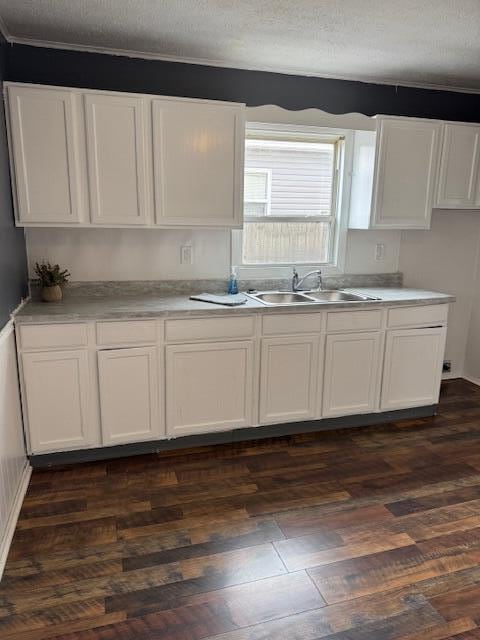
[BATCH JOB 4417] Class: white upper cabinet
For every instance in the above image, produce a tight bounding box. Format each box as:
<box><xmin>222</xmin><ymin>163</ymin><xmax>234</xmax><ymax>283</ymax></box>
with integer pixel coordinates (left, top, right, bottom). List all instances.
<box><xmin>371</xmin><ymin>118</ymin><xmax>441</xmax><ymax>229</ymax></box>
<box><xmin>152</xmin><ymin>97</ymin><xmax>245</xmax><ymax>227</ymax></box>
<box><xmin>84</xmin><ymin>93</ymin><xmax>150</xmax><ymax>225</ymax></box>
<box><xmin>435</xmin><ymin>123</ymin><xmax>480</xmax><ymax>209</ymax></box>
<box><xmin>349</xmin><ymin>117</ymin><xmax>442</xmax><ymax>229</ymax></box>
<box><xmin>8</xmin><ymin>85</ymin><xmax>82</xmax><ymax>224</ymax></box>
<box><xmin>6</xmin><ymin>83</ymin><xmax>245</xmax><ymax>228</ymax></box>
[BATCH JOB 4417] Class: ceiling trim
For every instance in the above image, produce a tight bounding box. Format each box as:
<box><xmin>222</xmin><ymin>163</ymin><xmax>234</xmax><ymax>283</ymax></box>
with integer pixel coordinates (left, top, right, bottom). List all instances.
<box><xmin>5</xmin><ymin>34</ymin><xmax>480</xmax><ymax>96</ymax></box>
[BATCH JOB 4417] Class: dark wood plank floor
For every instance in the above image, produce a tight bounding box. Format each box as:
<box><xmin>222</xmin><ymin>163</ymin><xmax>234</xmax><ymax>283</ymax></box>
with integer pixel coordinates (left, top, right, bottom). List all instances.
<box><xmin>2</xmin><ymin>379</ymin><xmax>480</xmax><ymax>639</ymax></box>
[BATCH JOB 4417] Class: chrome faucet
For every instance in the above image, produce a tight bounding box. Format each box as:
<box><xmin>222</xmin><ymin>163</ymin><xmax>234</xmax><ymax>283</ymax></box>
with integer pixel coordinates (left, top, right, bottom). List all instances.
<box><xmin>292</xmin><ymin>268</ymin><xmax>323</xmax><ymax>292</ymax></box>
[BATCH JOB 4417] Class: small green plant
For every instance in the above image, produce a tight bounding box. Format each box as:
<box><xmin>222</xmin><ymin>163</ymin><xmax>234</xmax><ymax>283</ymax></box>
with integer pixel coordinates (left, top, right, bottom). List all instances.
<box><xmin>34</xmin><ymin>262</ymin><xmax>70</xmax><ymax>287</ymax></box>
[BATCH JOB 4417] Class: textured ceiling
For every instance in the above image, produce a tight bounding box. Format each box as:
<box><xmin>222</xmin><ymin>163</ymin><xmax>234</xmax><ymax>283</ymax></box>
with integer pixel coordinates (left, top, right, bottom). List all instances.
<box><xmin>0</xmin><ymin>0</ymin><xmax>479</xmax><ymax>90</ymax></box>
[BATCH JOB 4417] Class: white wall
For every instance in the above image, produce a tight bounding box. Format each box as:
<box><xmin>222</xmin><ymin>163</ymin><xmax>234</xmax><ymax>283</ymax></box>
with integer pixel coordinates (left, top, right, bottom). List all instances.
<box><xmin>400</xmin><ymin>210</ymin><xmax>480</xmax><ymax>378</ymax></box>
<box><xmin>0</xmin><ymin>322</ymin><xmax>29</xmax><ymax>579</ymax></box>
<box><xmin>26</xmin><ymin>227</ymin><xmax>232</xmax><ymax>281</ymax></box>
<box><xmin>464</xmin><ymin>248</ymin><xmax>480</xmax><ymax>383</ymax></box>
<box><xmin>345</xmin><ymin>229</ymin><xmax>400</xmax><ymax>274</ymax></box>
<box><xmin>25</xmin><ymin>225</ymin><xmax>401</xmax><ymax>282</ymax></box>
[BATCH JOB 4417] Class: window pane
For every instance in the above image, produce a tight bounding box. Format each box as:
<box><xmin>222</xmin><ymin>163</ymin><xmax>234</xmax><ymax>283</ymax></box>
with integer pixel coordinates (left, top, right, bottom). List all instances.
<box><xmin>244</xmin><ymin>171</ymin><xmax>269</xmax><ymax>201</ymax></box>
<box><xmin>242</xmin><ymin>221</ymin><xmax>330</xmax><ymax>264</ymax></box>
<box><xmin>245</xmin><ymin>139</ymin><xmax>334</xmax><ymax>217</ymax></box>
<box><xmin>244</xmin><ymin>202</ymin><xmax>267</xmax><ymax>217</ymax></box>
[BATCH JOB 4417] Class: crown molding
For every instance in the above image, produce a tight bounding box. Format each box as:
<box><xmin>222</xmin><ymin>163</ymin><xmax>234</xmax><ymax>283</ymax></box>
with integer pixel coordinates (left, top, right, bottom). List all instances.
<box><xmin>5</xmin><ymin>34</ymin><xmax>480</xmax><ymax>96</ymax></box>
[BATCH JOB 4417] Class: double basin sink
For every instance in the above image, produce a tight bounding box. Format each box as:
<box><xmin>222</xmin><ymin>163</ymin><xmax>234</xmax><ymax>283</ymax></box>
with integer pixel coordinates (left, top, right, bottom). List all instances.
<box><xmin>246</xmin><ymin>290</ymin><xmax>380</xmax><ymax>306</ymax></box>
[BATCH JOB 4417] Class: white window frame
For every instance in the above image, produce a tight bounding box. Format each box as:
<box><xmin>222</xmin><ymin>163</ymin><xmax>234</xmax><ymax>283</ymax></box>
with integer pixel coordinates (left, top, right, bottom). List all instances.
<box><xmin>232</xmin><ymin>122</ymin><xmax>353</xmax><ymax>279</ymax></box>
<box><xmin>244</xmin><ymin>167</ymin><xmax>272</xmax><ymax>216</ymax></box>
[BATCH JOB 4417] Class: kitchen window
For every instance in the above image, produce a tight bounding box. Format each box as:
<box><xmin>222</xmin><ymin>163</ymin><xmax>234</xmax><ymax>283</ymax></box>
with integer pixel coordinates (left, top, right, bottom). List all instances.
<box><xmin>233</xmin><ymin>124</ymin><xmax>349</xmax><ymax>274</ymax></box>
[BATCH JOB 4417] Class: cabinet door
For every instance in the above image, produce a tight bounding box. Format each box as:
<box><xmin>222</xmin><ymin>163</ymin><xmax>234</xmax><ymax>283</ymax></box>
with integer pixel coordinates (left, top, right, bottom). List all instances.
<box><xmin>8</xmin><ymin>86</ymin><xmax>81</xmax><ymax>224</ymax></box>
<box><xmin>166</xmin><ymin>341</ymin><xmax>254</xmax><ymax>436</ymax></box>
<box><xmin>259</xmin><ymin>335</ymin><xmax>320</xmax><ymax>425</ymax></box>
<box><xmin>436</xmin><ymin>124</ymin><xmax>480</xmax><ymax>208</ymax></box>
<box><xmin>22</xmin><ymin>350</ymin><xmax>91</xmax><ymax>453</ymax></box>
<box><xmin>85</xmin><ymin>94</ymin><xmax>149</xmax><ymax>225</ymax></box>
<box><xmin>323</xmin><ymin>332</ymin><xmax>382</xmax><ymax>417</ymax></box>
<box><xmin>152</xmin><ymin>98</ymin><xmax>245</xmax><ymax>227</ymax></box>
<box><xmin>371</xmin><ymin>118</ymin><xmax>441</xmax><ymax>229</ymax></box>
<box><xmin>98</xmin><ymin>346</ymin><xmax>162</xmax><ymax>445</ymax></box>
<box><xmin>381</xmin><ymin>327</ymin><xmax>447</xmax><ymax>411</ymax></box>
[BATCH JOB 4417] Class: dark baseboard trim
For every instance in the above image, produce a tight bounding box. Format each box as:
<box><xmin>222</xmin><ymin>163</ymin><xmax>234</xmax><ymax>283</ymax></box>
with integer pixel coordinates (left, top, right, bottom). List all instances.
<box><xmin>29</xmin><ymin>405</ymin><xmax>437</xmax><ymax>468</ymax></box>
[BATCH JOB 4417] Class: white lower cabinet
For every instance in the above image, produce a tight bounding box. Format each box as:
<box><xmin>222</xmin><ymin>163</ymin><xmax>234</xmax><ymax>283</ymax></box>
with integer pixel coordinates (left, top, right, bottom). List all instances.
<box><xmin>259</xmin><ymin>335</ymin><xmax>321</xmax><ymax>425</ymax></box>
<box><xmin>323</xmin><ymin>332</ymin><xmax>383</xmax><ymax>418</ymax></box>
<box><xmin>381</xmin><ymin>327</ymin><xmax>447</xmax><ymax>410</ymax></box>
<box><xmin>18</xmin><ymin>305</ymin><xmax>450</xmax><ymax>455</ymax></box>
<box><xmin>166</xmin><ymin>341</ymin><xmax>254</xmax><ymax>437</ymax></box>
<box><xmin>22</xmin><ymin>350</ymin><xmax>92</xmax><ymax>452</ymax></box>
<box><xmin>97</xmin><ymin>346</ymin><xmax>162</xmax><ymax>445</ymax></box>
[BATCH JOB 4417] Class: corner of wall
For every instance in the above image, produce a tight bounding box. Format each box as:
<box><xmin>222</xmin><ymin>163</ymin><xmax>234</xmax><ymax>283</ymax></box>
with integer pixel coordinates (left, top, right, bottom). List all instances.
<box><xmin>0</xmin><ymin>33</ymin><xmax>28</xmax><ymax>329</ymax></box>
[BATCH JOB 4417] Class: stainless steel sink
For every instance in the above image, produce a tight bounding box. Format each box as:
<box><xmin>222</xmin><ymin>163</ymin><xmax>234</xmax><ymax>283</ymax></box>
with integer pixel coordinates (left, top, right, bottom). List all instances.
<box><xmin>252</xmin><ymin>292</ymin><xmax>316</xmax><ymax>305</ymax></box>
<box><xmin>246</xmin><ymin>289</ymin><xmax>379</xmax><ymax>306</ymax></box>
<box><xmin>307</xmin><ymin>290</ymin><xmax>373</xmax><ymax>302</ymax></box>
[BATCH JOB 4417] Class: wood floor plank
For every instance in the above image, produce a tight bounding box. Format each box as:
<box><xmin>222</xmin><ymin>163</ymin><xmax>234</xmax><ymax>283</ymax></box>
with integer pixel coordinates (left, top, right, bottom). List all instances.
<box><xmin>308</xmin><ymin>541</ymin><xmax>480</xmax><ymax>604</ymax></box>
<box><xmin>430</xmin><ymin>584</ymin><xmax>480</xmax><ymax>623</ymax></box>
<box><xmin>122</xmin><ymin>519</ymin><xmax>284</xmax><ymax>571</ymax></box>
<box><xmin>16</xmin><ymin>501</ymin><xmax>151</xmax><ymax>530</ymax></box>
<box><xmin>2</xmin><ymin>611</ymin><xmax>126</xmax><ymax>640</ymax></box>
<box><xmin>385</xmin><ymin>484</ymin><xmax>480</xmax><ymax>517</ymax></box>
<box><xmin>6</xmin><ymin>517</ymin><xmax>118</xmax><ymax>560</ymax></box>
<box><xmin>0</xmin><ymin>599</ymin><xmax>107</xmax><ymax>638</ymax></box>
<box><xmin>274</xmin><ymin>531</ymin><xmax>414</xmax><ymax>571</ymax></box>
<box><xmin>18</xmin><ymin>499</ymin><xmax>88</xmax><ymax>520</ymax></box>
<box><xmin>275</xmin><ymin>504</ymin><xmax>395</xmax><ymax>538</ymax></box>
<box><xmin>391</xmin><ymin>618</ymin><xmax>478</xmax><ymax>640</ymax></box>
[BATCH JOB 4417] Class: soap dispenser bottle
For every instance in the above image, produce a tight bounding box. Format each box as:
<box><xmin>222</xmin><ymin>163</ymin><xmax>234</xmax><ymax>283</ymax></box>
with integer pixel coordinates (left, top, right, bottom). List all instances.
<box><xmin>227</xmin><ymin>267</ymin><xmax>239</xmax><ymax>295</ymax></box>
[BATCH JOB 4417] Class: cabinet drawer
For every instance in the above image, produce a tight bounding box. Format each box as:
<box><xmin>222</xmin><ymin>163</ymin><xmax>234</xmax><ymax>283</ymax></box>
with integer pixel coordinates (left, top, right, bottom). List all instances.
<box><xmin>19</xmin><ymin>323</ymin><xmax>88</xmax><ymax>350</ymax></box>
<box><xmin>165</xmin><ymin>316</ymin><xmax>255</xmax><ymax>342</ymax></box>
<box><xmin>388</xmin><ymin>304</ymin><xmax>448</xmax><ymax>328</ymax></box>
<box><xmin>96</xmin><ymin>320</ymin><xmax>157</xmax><ymax>346</ymax></box>
<box><xmin>262</xmin><ymin>313</ymin><xmax>322</xmax><ymax>336</ymax></box>
<box><xmin>326</xmin><ymin>310</ymin><xmax>382</xmax><ymax>332</ymax></box>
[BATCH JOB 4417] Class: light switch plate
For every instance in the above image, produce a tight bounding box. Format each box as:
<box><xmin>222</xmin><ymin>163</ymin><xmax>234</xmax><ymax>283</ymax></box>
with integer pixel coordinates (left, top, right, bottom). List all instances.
<box><xmin>180</xmin><ymin>245</ymin><xmax>193</xmax><ymax>265</ymax></box>
<box><xmin>375</xmin><ymin>243</ymin><xmax>386</xmax><ymax>261</ymax></box>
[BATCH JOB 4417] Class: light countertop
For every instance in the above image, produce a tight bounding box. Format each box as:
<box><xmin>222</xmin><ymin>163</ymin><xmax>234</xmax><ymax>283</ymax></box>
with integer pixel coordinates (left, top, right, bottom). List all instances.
<box><xmin>14</xmin><ymin>287</ymin><xmax>455</xmax><ymax>324</ymax></box>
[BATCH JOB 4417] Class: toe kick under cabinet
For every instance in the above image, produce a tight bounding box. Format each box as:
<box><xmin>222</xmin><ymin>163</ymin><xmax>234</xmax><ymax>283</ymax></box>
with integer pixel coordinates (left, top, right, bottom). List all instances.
<box><xmin>16</xmin><ymin>303</ymin><xmax>449</xmax><ymax>456</ymax></box>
